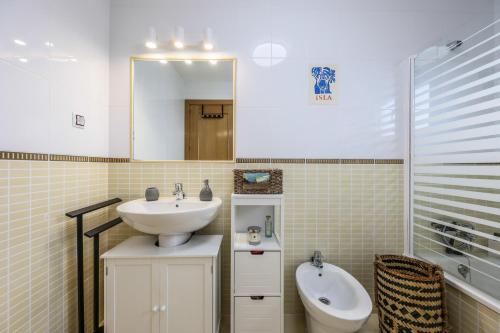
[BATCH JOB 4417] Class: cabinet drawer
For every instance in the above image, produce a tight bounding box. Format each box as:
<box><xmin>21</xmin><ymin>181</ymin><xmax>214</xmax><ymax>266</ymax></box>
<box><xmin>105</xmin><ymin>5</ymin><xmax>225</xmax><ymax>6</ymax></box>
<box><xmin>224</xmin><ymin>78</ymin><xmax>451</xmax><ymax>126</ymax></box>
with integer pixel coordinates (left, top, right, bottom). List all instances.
<box><xmin>235</xmin><ymin>251</ymin><xmax>280</xmax><ymax>294</ymax></box>
<box><xmin>235</xmin><ymin>296</ymin><xmax>281</xmax><ymax>333</ymax></box>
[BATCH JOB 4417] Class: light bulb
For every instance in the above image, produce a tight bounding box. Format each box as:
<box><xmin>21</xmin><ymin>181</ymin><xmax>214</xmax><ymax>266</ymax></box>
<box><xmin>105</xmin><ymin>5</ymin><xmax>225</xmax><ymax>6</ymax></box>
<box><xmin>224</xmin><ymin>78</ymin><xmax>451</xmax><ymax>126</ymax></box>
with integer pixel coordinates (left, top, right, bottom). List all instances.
<box><xmin>145</xmin><ymin>27</ymin><xmax>158</xmax><ymax>49</ymax></box>
<box><xmin>146</xmin><ymin>41</ymin><xmax>158</xmax><ymax>49</ymax></box>
<box><xmin>203</xmin><ymin>28</ymin><xmax>214</xmax><ymax>51</ymax></box>
<box><xmin>145</xmin><ymin>41</ymin><xmax>157</xmax><ymax>49</ymax></box>
<box><xmin>174</xmin><ymin>26</ymin><xmax>185</xmax><ymax>49</ymax></box>
<box><xmin>45</xmin><ymin>41</ymin><xmax>54</xmax><ymax>47</ymax></box>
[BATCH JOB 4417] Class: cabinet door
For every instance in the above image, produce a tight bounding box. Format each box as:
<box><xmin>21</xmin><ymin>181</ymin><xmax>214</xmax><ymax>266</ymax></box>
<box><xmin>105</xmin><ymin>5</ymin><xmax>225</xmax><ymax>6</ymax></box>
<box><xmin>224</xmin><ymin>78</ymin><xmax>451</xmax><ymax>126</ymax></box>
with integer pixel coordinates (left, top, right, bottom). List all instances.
<box><xmin>105</xmin><ymin>259</ymin><xmax>159</xmax><ymax>333</ymax></box>
<box><xmin>159</xmin><ymin>258</ymin><xmax>212</xmax><ymax>333</ymax></box>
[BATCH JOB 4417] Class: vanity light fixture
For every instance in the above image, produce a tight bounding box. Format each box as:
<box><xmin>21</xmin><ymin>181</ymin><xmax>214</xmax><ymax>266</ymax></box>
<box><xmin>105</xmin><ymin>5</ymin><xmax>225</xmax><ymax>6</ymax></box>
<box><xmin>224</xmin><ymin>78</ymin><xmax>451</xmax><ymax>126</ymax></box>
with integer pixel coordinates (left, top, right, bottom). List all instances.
<box><xmin>145</xmin><ymin>27</ymin><xmax>158</xmax><ymax>49</ymax></box>
<box><xmin>203</xmin><ymin>27</ymin><xmax>214</xmax><ymax>50</ymax></box>
<box><xmin>209</xmin><ymin>59</ymin><xmax>218</xmax><ymax>65</ymax></box>
<box><xmin>159</xmin><ymin>59</ymin><xmax>168</xmax><ymax>64</ymax></box>
<box><xmin>174</xmin><ymin>26</ymin><xmax>185</xmax><ymax>49</ymax></box>
<box><xmin>184</xmin><ymin>59</ymin><xmax>193</xmax><ymax>65</ymax></box>
<box><xmin>14</xmin><ymin>39</ymin><xmax>26</xmax><ymax>46</ymax></box>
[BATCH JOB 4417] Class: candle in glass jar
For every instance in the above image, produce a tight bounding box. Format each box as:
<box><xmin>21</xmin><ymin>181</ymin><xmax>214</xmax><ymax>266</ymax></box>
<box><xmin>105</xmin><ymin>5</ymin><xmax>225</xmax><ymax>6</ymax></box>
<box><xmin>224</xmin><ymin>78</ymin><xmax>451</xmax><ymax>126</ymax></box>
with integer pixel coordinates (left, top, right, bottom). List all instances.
<box><xmin>247</xmin><ymin>226</ymin><xmax>261</xmax><ymax>245</ymax></box>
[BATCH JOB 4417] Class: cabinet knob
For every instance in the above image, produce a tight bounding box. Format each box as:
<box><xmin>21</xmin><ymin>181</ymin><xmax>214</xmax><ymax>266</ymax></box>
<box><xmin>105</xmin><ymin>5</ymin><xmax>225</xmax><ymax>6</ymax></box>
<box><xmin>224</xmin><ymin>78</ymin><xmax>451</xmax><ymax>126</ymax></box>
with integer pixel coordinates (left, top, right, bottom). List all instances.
<box><xmin>160</xmin><ymin>305</ymin><xmax>166</xmax><ymax>312</ymax></box>
<box><xmin>152</xmin><ymin>305</ymin><xmax>159</xmax><ymax>312</ymax></box>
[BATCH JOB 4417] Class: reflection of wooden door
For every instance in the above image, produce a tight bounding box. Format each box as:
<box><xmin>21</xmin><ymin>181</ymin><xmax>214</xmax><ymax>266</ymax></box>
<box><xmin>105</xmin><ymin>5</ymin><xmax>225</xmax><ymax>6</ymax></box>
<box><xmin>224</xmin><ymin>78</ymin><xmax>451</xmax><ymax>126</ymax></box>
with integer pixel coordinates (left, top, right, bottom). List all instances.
<box><xmin>185</xmin><ymin>100</ymin><xmax>233</xmax><ymax>160</ymax></box>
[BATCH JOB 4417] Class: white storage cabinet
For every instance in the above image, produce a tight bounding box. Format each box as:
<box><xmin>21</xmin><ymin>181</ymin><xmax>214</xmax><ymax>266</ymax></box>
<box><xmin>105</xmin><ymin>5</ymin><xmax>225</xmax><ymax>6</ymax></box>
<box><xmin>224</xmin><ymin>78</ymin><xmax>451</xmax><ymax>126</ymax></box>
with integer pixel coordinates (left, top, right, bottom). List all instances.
<box><xmin>231</xmin><ymin>194</ymin><xmax>284</xmax><ymax>333</ymax></box>
<box><xmin>102</xmin><ymin>235</ymin><xmax>222</xmax><ymax>333</ymax></box>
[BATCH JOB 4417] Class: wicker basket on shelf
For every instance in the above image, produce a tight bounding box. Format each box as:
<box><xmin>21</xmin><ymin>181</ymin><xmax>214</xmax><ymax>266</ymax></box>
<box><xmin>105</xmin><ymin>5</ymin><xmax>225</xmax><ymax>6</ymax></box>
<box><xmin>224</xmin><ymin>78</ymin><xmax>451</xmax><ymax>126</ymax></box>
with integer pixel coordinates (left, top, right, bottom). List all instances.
<box><xmin>374</xmin><ymin>255</ymin><xmax>449</xmax><ymax>333</ymax></box>
<box><xmin>233</xmin><ymin>169</ymin><xmax>283</xmax><ymax>194</ymax></box>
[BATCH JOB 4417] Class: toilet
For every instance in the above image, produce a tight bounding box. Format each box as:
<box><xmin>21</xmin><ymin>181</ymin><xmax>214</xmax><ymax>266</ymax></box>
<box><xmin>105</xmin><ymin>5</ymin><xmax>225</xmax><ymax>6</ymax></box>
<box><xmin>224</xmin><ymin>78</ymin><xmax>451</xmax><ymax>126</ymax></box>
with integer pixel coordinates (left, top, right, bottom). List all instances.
<box><xmin>296</xmin><ymin>262</ymin><xmax>372</xmax><ymax>333</ymax></box>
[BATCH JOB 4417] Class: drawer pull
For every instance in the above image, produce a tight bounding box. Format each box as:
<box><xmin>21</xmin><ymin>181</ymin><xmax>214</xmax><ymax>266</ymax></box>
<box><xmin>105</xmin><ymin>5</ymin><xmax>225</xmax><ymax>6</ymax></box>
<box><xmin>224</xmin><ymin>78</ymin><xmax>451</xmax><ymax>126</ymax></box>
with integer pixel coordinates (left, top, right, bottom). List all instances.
<box><xmin>250</xmin><ymin>250</ymin><xmax>264</xmax><ymax>255</ymax></box>
<box><xmin>250</xmin><ymin>296</ymin><xmax>265</xmax><ymax>300</ymax></box>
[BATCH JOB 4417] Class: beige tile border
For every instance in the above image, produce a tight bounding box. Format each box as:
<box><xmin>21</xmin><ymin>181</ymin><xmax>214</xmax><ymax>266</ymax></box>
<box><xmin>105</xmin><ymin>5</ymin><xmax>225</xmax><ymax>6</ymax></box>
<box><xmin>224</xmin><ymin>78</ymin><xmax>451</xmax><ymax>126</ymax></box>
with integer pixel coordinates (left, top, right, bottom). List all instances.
<box><xmin>0</xmin><ymin>151</ymin><xmax>49</xmax><ymax>161</ymax></box>
<box><xmin>235</xmin><ymin>158</ymin><xmax>271</xmax><ymax>163</ymax></box>
<box><xmin>50</xmin><ymin>154</ymin><xmax>88</xmax><ymax>162</ymax></box>
<box><xmin>0</xmin><ymin>151</ymin><xmax>403</xmax><ymax>164</ymax></box>
<box><xmin>237</xmin><ymin>157</ymin><xmax>404</xmax><ymax>164</ymax></box>
<box><xmin>0</xmin><ymin>151</ymin><xmax>129</xmax><ymax>163</ymax></box>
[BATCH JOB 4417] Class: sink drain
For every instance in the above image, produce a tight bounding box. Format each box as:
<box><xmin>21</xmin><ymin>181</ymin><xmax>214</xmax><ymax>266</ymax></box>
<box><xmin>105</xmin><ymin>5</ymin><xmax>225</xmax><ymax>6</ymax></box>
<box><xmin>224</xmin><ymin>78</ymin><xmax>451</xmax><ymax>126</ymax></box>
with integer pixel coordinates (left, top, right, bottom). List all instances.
<box><xmin>318</xmin><ymin>297</ymin><xmax>330</xmax><ymax>305</ymax></box>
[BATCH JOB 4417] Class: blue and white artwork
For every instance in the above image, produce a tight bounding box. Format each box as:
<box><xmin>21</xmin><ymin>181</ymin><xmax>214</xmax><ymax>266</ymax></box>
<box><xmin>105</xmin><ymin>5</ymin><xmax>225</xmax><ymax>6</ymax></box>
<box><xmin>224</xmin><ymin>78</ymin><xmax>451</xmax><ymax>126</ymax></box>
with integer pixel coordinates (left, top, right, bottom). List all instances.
<box><xmin>310</xmin><ymin>65</ymin><xmax>337</xmax><ymax>104</ymax></box>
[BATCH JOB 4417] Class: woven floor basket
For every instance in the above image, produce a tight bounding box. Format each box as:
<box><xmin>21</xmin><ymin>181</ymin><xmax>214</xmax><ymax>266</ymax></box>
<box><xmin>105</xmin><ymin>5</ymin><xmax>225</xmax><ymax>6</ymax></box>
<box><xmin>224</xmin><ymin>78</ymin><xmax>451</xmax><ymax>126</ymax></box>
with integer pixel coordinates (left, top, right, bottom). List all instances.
<box><xmin>374</xmin><ymin>255</ymin><xmax>449</xmax><ymax>333</ymax></box>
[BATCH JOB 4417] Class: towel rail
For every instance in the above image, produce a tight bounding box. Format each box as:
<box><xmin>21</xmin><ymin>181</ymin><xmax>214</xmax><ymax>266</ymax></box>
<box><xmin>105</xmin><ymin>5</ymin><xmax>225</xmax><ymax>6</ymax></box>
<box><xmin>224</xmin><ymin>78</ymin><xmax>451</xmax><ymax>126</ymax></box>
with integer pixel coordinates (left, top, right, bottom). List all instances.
<box><xmin>65</xmin><ymin>198</ymin><xmax>122</xmax><ymax>333</ymax></box>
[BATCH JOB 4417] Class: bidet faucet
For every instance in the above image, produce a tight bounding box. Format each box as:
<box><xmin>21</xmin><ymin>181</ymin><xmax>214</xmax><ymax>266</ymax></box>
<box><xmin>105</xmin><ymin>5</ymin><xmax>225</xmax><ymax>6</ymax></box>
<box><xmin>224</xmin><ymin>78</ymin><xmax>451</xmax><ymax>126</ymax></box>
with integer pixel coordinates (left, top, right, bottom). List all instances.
<box><xmin>173</xmin><ymin>183</ymin><xmax>185</xmax><ymax>200</ymax></box>
<box><xmin>311</xmin><ymin>250</ymin><xmax>323</xmax><ymax>268</ymax></box>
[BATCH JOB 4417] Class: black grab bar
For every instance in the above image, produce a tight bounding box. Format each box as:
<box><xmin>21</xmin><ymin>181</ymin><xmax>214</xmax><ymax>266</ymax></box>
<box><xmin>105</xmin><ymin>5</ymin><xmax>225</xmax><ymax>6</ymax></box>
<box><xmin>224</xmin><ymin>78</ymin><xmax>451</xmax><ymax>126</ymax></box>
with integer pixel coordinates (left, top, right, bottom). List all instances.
<box><xmin>65</xmin><ymin>198</ymin><xmax>122</xmax><ymax>333</ymax></box>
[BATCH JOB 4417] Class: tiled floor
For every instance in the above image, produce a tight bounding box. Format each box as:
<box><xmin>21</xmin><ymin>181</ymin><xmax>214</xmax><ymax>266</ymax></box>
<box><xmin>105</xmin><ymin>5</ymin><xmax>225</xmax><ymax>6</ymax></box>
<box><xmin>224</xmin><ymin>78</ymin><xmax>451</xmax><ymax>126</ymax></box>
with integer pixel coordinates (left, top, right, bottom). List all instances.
<box><xmin>358</xmin><ymin>315</ymin><xmax>379</xmax><ymax>333</ymax></box>
<box><xmin>233</xmin><ymin>313</ymin><xmax>380</xmax><ymax>333</ymax></box>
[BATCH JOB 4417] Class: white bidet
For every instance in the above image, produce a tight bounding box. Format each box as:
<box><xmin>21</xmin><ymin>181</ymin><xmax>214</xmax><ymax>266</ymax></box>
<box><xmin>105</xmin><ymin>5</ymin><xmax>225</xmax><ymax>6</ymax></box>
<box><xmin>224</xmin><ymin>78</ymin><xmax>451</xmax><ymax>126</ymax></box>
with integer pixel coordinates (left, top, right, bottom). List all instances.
<box><xmin>296</xmin><ymin>262</ymin><xmax>372</xmax><ymax>333</ymax></box>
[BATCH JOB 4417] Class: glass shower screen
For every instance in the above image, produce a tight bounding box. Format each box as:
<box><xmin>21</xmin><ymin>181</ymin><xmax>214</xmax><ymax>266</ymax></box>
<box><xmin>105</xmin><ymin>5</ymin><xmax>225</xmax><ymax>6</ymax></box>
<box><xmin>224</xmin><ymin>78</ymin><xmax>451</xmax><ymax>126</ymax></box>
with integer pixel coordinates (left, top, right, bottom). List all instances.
<box><xmin>410</xmin><ymin>19</ymin><xmax>500</xmax><ymax>302</ymax></box>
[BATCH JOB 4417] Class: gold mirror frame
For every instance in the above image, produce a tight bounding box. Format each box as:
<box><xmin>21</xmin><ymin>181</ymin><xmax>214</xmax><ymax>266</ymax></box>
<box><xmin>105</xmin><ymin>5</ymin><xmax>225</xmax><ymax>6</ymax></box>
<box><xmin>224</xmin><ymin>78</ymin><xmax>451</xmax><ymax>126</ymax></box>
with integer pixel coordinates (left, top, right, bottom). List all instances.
<box><xmin>130</xmin><ymin>56</ymin><xmax>237</xmax><ymax>162</ymax></box>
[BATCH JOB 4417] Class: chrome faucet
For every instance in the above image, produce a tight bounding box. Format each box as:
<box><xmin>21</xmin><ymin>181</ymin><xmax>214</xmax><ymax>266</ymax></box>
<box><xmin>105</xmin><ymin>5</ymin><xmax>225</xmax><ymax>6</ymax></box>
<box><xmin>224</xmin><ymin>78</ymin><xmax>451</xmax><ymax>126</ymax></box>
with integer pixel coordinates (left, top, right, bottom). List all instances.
<box><xmin>311</xmin><ymin>250</ymin><xmax>323</xmax><ymax>268</ymax></box>
<box><xmin>172</xmin><ymin>183</ymin><xmax>185</xmax><ymax>200</ymax></box>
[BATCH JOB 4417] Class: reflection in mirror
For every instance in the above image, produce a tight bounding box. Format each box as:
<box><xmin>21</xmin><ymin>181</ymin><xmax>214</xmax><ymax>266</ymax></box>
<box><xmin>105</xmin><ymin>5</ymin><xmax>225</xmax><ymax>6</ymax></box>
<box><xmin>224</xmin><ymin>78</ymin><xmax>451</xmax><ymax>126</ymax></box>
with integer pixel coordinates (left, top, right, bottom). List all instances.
<box><xmin>131</xmin><ymin>58</ymin><xmax>235</xmax><ymax>161</ymax></box>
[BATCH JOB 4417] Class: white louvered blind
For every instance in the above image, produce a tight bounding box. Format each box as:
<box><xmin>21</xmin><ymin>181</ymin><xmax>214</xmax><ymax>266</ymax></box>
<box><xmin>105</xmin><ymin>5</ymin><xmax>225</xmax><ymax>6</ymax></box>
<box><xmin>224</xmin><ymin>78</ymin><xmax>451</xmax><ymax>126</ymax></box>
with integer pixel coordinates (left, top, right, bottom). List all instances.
<box><xmin>411</xmin><ymin>19</ymin><xmax>500</xmax><ymax>301</ymax></box>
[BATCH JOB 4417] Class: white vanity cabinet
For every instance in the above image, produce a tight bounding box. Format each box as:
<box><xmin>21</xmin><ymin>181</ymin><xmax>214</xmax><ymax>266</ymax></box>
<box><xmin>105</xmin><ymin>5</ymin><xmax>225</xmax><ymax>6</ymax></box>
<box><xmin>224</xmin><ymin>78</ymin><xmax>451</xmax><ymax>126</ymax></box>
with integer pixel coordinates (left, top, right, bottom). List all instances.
<box><xmin>102</xmin><ymin>235</ymin><xmax>222</xmax><ymax>333</ymax></box>
<box><xmin>231</xmin><ymin>194</ymin><xmax>284</xmax><ymax>333</ymax></box>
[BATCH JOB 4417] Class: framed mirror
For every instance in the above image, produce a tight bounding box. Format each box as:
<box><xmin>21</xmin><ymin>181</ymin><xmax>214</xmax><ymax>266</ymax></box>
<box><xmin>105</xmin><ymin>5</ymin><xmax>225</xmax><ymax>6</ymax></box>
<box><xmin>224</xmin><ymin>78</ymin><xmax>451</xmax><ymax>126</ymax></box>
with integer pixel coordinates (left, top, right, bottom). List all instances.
<box><xmin>130</xmin><ymin>57</ymin><xmax>236</xmax><ymax>161</ymax></box>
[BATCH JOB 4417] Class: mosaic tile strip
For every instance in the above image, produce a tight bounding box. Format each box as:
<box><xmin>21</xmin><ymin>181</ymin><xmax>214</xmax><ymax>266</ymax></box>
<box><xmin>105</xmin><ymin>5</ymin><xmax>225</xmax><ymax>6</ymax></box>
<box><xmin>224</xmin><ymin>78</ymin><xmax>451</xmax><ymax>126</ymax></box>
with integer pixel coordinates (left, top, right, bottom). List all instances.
<box><xmin>0</xmin><ymin>151</ymin><xmax>49</xmax><ymax>161</ymax></box>
<box><xmin>0</xmin><ymin>151</ymin><xmax>129</xmax><ymax>163</ymax></box>
<box><xmin>50</xmin><ymin>154</ymin><xmax>89</xmax><ymax>162</ymax></box>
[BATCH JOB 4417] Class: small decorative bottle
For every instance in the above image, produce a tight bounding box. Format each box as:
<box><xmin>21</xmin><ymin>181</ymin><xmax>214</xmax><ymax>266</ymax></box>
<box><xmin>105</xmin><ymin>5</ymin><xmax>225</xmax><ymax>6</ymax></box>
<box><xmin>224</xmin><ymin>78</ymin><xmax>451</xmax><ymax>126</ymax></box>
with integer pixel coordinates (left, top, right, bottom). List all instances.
<box><xmin>265</xmin><ymin>215</ymin><xmax>273</xmax><ymax>238</ymax></box>
<box><xmin>199</xmin><ymin>179</ymin><xmax>213</xmax><ymax>201</ymax></box>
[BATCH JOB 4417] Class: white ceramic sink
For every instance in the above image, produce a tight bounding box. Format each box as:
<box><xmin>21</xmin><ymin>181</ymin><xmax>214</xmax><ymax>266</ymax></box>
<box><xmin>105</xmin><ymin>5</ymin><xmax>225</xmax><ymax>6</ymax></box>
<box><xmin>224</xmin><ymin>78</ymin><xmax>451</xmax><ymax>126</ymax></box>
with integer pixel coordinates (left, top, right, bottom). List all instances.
<box><xmin>117</xmin><ymin>197</ymin><xmax>221</xmax><ymax>247</ymax></box>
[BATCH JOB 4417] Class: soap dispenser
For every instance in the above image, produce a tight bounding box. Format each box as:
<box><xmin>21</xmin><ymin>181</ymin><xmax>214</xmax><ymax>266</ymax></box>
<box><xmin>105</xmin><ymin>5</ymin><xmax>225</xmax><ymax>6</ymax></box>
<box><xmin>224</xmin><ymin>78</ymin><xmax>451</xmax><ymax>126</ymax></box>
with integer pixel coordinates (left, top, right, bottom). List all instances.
<box><xmin>199</xmin><ymin>179</ymin><xmax>213</xmax><ymax>201</ymax></box>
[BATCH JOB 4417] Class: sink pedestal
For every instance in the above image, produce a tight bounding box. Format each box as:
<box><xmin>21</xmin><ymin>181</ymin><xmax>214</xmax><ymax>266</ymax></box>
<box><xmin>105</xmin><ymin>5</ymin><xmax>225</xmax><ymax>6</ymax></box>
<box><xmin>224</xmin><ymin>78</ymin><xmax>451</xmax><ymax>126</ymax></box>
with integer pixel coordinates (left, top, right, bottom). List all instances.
<box><xmin>159</xmin><ymin>233</ymin><xmax>192</xmax><ymax>247</ymax></box>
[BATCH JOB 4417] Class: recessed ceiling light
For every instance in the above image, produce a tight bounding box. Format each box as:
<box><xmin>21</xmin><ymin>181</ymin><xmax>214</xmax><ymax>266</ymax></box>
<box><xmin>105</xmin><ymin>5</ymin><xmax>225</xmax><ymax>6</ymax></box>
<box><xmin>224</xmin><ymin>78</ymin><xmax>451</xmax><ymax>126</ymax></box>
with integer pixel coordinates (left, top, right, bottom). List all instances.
<box><xmin>184</xmin><ymin>59</ymin><xmax>192</xmax><ymax>65</ymax></box>
<box><xmin>159</xmin><ymin>59</ymin><xmax>168</xmax><ymax>64</ymax></box>
<box><xmin>14</xmin><ymin>39</ymin><xmax>26</xmax><ymax>46</ymax></box>
<box><xmin>209</xmin><ymin>59</ymin><xmax>218</xmax><ymax>65</ymax></box>
<box><xmin>19</xmin><ymin>58</ymin><xmax>28</xmax><ymax>63</ymax></box>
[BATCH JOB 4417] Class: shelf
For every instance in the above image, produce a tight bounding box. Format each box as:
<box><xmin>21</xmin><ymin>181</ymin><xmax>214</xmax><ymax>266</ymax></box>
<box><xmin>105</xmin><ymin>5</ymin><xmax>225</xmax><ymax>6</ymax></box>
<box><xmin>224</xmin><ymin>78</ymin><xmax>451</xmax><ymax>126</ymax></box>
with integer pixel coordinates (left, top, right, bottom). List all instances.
<box><xmin>231</xmin><ymin>193</ymin><xmax>283</xmax><ymax>206</ymax></box>
<box><xmin>234</xmin><ymin>233</ymin><xmax>281</xmax><ymax>252</ymax></box>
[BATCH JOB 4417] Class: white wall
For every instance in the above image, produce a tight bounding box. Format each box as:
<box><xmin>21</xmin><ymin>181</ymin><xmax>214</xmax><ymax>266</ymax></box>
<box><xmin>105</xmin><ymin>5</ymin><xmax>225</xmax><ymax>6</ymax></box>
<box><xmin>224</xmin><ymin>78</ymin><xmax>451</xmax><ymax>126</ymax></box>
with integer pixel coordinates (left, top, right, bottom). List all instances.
<box><xmin>0</xmin><ymin>0</ymin><xmax>110</xmax><ymax>157</ymax></box>
<box><xmin>134</xmin><ymin>60</ymin><xmax>185</xmax><ymax>160</ymax></box>
<box><xmin>108</xmin><ymin>0</ymin><xmax>495</xmax><ymax>159</ymax></box>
